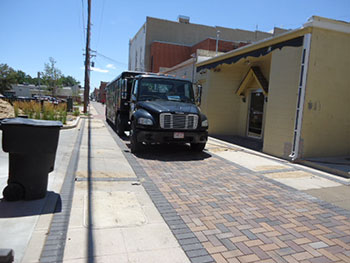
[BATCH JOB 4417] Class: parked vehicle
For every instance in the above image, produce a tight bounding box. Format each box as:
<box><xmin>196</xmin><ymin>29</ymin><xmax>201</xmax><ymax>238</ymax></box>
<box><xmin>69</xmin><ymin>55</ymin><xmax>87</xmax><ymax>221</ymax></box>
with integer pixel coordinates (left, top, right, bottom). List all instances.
<box><xmin>106</xmin><ymin>71</ymin><xmax>144</xmax><ymax>135</ymax></box>
<box><xmin>106</xmin><ymin>71</ymin><xmax>208</xmax><ymax>153</ymax></box>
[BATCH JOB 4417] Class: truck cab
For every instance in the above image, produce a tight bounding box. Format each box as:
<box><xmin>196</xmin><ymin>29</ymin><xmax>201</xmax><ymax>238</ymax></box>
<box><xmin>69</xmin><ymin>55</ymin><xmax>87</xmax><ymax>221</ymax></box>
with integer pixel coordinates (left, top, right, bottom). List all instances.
<box><xmin>128</xmin><ymin>74</ymin><xmax>208</xmax><ymax>153</ymax></box>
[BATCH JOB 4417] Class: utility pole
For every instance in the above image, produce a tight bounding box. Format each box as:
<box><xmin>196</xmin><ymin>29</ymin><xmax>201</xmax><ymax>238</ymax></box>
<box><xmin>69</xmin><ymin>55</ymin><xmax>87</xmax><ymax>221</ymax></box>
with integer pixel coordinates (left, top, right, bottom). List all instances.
<box><xmin>83</xmin><ymin>0</ymin><xmax>91</xmax><ymax>113</ymax></box>
<box><xmin>215</xmin><ymin>30</ymin><xmax>220</xmax><ymax>56</ymax></box>
<box><xmin>37</xmin><ymin>72</ymin><xmax>41</xmax><ymax>97</ymax></box>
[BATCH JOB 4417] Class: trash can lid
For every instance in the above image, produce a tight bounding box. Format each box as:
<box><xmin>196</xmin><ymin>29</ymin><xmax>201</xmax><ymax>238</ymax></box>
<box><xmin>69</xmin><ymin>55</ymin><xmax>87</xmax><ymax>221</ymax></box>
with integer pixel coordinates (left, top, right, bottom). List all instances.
<box><xmin>0</xmin><ymin>118</ymin><xmax>63</xmax><ymax>127</ymax></box>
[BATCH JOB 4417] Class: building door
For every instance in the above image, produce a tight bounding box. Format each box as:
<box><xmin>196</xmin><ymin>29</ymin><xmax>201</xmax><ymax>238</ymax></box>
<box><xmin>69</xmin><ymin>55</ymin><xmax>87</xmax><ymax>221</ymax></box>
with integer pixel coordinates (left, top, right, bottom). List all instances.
<box><xmin>247</xmin><ymin>91</ymin><xmax>265</xmax><ymax>138</ymax></box>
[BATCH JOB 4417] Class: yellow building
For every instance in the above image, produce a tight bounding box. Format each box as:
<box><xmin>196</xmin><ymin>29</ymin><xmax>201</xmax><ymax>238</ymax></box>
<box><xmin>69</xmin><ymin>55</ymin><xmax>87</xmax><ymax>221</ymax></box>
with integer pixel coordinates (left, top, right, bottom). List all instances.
<box><xmin>196</xmin><ymin>16</ymin><xmax>350</xmax><ymax>160</ymax></box>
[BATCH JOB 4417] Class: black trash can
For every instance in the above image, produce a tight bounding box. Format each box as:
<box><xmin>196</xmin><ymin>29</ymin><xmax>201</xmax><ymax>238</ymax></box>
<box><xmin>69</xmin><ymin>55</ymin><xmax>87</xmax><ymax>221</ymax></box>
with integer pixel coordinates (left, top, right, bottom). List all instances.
<box><xmin>1</xmin><ymin>118</ymin><xmax>62</xmax><ymax>201</ymax></box>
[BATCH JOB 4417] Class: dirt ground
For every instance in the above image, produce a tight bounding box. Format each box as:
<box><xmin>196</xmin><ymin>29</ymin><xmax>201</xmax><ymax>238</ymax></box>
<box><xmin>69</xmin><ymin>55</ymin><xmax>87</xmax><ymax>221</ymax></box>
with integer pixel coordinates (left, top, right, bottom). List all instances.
<box><xmin>0</xmin><ymin>99</ymin><xmax>15</xmax><ymax>119</ymax></box>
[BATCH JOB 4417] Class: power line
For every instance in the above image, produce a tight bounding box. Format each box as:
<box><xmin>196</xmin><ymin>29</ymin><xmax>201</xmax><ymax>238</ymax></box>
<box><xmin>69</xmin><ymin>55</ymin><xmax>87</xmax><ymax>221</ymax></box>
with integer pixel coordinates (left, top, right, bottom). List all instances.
<box><xmin>95</xmin><ymin>51</ymin><xmax>127</xmax><ymax>66</ymax></box>
<box><xmin>81</xmin><ymin>0</ymin><xmax>86</xmax><ymax>41</ymax></box>
<box><xmin>77</xmin><ymin>1</ymin><xmax>85</xmax><ymax>50</ymax></box>
<box><xmin>95</xmin><ymin>0</ymin><xmax>106</xmax><ymax>49</ymax></box>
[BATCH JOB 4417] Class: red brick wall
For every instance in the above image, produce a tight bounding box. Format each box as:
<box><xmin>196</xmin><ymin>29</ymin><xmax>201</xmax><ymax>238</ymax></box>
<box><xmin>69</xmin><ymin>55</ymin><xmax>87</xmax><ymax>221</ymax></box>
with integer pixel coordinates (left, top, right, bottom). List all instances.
<box><xmin>150</xmin><ymin>39</ymin><xmax>249</xmax><ymax>73</ymax></box>
<box><xmin>150</xmin><ymin>42</ymin><xmax>191</xmax><ymax>72</ymax></box>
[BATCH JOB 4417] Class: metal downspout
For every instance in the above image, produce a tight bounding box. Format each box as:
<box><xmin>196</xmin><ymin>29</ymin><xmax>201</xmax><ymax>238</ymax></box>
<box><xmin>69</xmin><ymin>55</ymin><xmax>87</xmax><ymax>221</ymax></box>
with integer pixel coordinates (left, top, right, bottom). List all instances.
<box><xmin>290</xmin><ymin>33</ymin><xmax>312</xmax><ymax>161</ymax></box>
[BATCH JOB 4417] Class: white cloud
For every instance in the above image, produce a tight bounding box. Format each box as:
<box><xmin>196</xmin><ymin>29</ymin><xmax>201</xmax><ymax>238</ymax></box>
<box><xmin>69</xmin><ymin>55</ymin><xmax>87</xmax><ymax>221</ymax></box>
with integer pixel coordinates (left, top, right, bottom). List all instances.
<box><xmin>91</xmin><ymin>67</ymin><xmax>109</xmax><ymax>73</ymax></box>
<box><xmin>106</xmin><ymin>64</ymin><xmax>116</xmax><ymax>69</ymax></box>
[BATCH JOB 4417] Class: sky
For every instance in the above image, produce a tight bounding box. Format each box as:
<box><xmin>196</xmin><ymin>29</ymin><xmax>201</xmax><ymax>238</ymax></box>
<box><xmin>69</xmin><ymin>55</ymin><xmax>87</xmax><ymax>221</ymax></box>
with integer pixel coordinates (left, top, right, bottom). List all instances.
<box><xmin>0</xmin><ymin>0</ymin><xmax>349</xmax><ymax>92</ymax></box>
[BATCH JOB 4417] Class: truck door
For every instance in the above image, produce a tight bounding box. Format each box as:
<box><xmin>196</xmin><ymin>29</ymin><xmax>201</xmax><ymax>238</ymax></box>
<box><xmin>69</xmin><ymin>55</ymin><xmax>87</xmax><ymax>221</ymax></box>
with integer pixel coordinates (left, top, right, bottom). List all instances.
<box><xmin>129</xmin><ymin>79</ymin><xmax>138</xmax><ymax>120</ymax></box>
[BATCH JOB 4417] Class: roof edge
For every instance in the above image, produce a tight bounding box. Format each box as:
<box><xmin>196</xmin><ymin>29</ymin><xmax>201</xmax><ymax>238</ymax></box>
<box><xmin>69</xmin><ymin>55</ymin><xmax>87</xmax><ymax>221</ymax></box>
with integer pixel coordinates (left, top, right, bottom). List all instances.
<box><xmin>303</xmin><ymin>16</ymin><xmax>350</xmax><ymax>34</ymax></box>
<box><xmin>197</xmin><ymin>16</ymin><xmax>350</xmax><ymax>69</ymax></box>
<box><xmin>196</xmin><ymin>27</ymin><xmax>311</xmax><ymax>68</ymax></box>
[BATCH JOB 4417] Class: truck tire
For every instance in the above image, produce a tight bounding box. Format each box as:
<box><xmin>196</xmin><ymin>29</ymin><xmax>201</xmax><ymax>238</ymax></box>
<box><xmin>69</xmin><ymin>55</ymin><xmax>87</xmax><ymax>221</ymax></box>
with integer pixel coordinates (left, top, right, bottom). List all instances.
<box><xmin>130</xmin><ymin>121</ymin><xmax>142</xmax><ymax>153</ymax></box>
<box><xmin>115</xmin><ymin>113</ymin><xmax>125</xmax><ymax>136</ymax></box>
<box><xmin>190</xmin><ymin>142</ymin><xmax>206</xmax><ymax>152</ymax></box>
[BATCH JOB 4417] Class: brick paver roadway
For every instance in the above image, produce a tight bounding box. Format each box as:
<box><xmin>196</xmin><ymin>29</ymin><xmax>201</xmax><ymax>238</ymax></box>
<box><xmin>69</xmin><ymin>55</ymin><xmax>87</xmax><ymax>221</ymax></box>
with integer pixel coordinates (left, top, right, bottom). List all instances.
<box><xmin>92</xmin><ymin>102</ymin><xmax>350</xmax><ymax>263</ymax></box>
<box><xmin>134</xmin><ymin>147</ymin><xmax>350</xmax><ymax>263</ymax></box>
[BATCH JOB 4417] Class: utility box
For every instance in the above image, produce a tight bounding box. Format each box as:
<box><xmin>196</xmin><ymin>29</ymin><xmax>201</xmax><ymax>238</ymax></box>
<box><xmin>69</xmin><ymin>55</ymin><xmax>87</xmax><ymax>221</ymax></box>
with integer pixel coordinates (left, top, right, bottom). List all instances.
<box><xmin>67</xmin><ymin>98</ymin><xmax>73</xmax><ymax>112</ymax></box>
<box><xmin>1</xmin><ymin>118</ymin><xmax>62</xmax><ymax>201</ymax></box>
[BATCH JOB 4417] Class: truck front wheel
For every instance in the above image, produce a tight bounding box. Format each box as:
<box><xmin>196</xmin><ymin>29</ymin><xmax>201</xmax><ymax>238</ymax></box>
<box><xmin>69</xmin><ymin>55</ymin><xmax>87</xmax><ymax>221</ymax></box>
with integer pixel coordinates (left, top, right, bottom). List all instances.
<box><xmin>130</xmin><ymin>121</ymin><xmax>142</xmax><ymax>153</ymax></box>
<box><xmin>190</xmin><ymin>142</ymin><xmax>206</xmax><ymax>152</ymax></box>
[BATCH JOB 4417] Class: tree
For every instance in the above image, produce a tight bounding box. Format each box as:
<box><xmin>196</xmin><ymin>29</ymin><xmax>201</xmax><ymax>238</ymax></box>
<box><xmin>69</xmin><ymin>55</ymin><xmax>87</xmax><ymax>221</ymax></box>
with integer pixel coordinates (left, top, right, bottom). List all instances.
<box><xmin>1</xmin><ymin>61</ymin><xmax>79</xmax><ymax>96</ymax></box>
<box><xmin>14</xmin><ymin>70</ymin><xmax>34</xmax><ymax>84</ymax></box>
<box><xmin>59</xmin><ymin>75</ymin><xmax>80</xmax><ymax>87</ymax></box>
<box><xmin>0</xmin><ymin>64</ymin><xmax>17</xmax><ymax>94</ymax></box>
<box><xmin>42</xmin><ymin>57</ymin><xmax>62</xmax><ymax>96</ymax></box>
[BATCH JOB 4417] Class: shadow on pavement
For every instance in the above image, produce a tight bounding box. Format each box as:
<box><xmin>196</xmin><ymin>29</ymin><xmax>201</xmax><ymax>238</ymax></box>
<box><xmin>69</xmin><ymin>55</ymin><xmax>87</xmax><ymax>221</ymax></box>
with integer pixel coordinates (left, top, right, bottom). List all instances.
<box><xmin>126</xmin><ymin>143</ymin><xmax>212</xmax><ymax>162</ymax></box>
<box><xmin>0</xmin><ymin>191</ymin><xmax>61</xmax><ymax>218</ymax></box>
<box><xmin>87</xmin><ymin>114</ymin><xmax>95</xmax><ymax>262</ymax></box>
<box><xmin>118</xmin><ymin>134</ymin><xmax>130</xmax><ymax>142</ymax></box>
<box><xmin>211</xmin><ymin>134</ymin><xmax>263</xmax><ymax>152</ymax></box>
<box><xmin>106</xmin><ymin>117</ymin><xmax>211</xmax><ymax>161</ymax></box>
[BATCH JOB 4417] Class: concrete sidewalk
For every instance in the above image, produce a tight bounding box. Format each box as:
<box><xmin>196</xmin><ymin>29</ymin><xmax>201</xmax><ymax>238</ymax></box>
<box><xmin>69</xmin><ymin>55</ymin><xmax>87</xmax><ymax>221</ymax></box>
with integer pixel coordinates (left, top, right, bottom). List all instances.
<box><xmin>22</xmin><ymin>105</ymin><xmax>188</xmax><ymax>263</ymax></box>
<box><xmin>0</xmin><ymin>104</ymin><xmax>188</xmax><ymax>263</ymax></box>
<box><xmin>60</xmin><ymin>106</ymin><xmax>189</xmax><ymax>262</ymax></box>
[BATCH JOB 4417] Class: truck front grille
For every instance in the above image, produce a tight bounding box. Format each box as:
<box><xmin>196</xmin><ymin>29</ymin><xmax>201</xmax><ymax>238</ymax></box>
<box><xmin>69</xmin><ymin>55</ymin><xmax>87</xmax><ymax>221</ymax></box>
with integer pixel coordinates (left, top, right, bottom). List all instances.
<box><xmin>160</xmin><ymin>113</ymin><xmax>198</xmax><ymax>129</ymax></box>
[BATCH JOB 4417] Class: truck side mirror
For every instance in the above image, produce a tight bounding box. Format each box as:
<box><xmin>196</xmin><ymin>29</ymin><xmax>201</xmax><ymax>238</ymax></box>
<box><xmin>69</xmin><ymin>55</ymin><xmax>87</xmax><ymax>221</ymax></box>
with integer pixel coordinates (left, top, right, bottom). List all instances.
<box><xmin>131</xmin><ymin>94</ymin><xmax>137</xmax><ymax>102</ymax></box>
<box><xmin>196</xmin><ymin>85</ymin><xmax>202</xmax><ymax>106</ymax></box>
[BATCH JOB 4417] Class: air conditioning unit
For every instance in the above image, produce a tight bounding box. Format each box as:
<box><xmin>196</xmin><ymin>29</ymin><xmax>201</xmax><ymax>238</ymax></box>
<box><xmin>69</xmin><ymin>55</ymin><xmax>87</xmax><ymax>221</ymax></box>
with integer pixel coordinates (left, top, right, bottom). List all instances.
<box><xmin>178</xmin><ymin>15</ymin><xmax>190</xmax><ymax>24</ymax></box>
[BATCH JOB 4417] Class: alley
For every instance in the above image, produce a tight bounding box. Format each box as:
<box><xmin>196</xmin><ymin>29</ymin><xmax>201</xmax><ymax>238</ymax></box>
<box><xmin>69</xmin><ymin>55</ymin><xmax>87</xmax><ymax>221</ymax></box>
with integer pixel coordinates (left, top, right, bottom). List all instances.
<box><xmin>93</xmin><ymin>102</ymin><xmax>350</xmax><ymax>263</ymax></box>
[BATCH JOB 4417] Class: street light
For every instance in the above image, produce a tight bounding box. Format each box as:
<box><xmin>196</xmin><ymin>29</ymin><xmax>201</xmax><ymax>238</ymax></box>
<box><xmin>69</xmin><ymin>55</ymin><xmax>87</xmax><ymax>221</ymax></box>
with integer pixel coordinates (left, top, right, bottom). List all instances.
<box><xmin>191</xmin><ymin>53</ymin><xmax>196</xmax><ymax>84</ymax></box>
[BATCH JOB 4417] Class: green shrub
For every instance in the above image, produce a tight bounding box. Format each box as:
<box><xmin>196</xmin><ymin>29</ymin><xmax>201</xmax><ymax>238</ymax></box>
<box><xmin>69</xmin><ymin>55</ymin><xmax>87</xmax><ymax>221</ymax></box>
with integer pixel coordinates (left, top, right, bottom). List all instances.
<box><xmin>62</xmin><ymin>111</ymin><xmax>67</xmax><ymax>124</ymax></box>
<box><xmin>73</xmin><ymin>107</ymin><xmax>80</xmax><ymax>117</ymax></box>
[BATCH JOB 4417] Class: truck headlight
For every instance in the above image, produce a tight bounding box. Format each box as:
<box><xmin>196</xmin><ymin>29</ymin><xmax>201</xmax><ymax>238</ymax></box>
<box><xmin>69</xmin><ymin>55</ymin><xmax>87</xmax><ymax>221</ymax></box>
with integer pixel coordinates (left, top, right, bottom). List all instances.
<box><xmin>138</xmin><ymin>118</ymin><xmax>153</xmax><ymax>126</ymax></box>
<box><xmin>201</xmin><ymin>119</ymin><xmax>208</xmax><ymax>127</ymax></box>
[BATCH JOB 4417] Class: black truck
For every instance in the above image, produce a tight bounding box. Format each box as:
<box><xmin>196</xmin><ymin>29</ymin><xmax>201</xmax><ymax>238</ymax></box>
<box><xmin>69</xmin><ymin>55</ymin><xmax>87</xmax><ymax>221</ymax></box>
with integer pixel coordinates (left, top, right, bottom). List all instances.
<box><xmin>106</xmin><ymin>71</ymin><xmax>208</xmax><ymax>153</ymax></box>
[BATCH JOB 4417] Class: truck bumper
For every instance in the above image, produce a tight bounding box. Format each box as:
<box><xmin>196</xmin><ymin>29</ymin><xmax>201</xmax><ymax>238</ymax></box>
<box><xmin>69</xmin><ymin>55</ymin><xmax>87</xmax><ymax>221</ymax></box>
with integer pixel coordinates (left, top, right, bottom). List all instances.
<box><xmin>136</xmin><ymin>130</ymin><xmax>208</xmax><ymax>144</ymax></box>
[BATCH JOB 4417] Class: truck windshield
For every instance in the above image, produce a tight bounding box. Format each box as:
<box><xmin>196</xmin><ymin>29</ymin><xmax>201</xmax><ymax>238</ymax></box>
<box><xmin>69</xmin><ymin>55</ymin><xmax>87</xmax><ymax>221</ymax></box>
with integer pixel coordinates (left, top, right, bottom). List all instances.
<box><xmin>138</xmin><ymin>78</ymin><xmax>194</xmax><ymax>103</ymax></box>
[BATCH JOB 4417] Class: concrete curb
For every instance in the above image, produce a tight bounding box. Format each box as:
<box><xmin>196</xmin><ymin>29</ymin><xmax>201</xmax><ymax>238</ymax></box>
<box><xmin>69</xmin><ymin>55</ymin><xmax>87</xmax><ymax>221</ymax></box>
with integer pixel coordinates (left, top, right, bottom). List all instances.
<box><xmin>40</xmin><ymin>119</ymin><xmax>86</xmax><ymax>263</ymax></box>
<box><xmin>299</xmin><ymin>159</ymin><xmax>350</xmax><ymax>179</ymax></box>
<box><xmin>61</xmin><ymin>116</ymin><xmax>81</xmax><ymax>130</ymax></box>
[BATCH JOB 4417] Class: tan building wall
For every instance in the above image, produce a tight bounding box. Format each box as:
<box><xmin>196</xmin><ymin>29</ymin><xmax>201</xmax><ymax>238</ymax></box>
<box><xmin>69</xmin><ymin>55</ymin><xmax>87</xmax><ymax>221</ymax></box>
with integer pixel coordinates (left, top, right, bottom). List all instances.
<box><xmin>301</xmin><ymin>28</ymin><xmax>350</xmax><ymax>157</ymax></box>
<box><xmin>197</xmin><ymin>71</ymin><xmax>210</xmax><ymax>119</ymax></box>
<box><xmin>198</xmin><ymin>54</ymin><xmax>272</xmax><ymax>136</ymax></box>
<box><xmin>204</xmin><ymin>65</ymin><xmax>245</xmax><ymax>135</ymax></box>
<box><xmin>263</xmin><ymin>46</ymin><xmax>303</xmax><ymax>158</ymax></box>
<box><xmin>196</xmin><ymin>16</ymin><xmax>350</xmax><ymax>160</ymax></box>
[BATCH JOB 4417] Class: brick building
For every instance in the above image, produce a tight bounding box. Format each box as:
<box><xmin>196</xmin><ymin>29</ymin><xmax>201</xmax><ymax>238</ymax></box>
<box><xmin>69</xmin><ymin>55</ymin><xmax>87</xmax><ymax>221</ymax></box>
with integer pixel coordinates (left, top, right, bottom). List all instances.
<box><xmin>129</xmin><ymin>16</ymin><xmax>286</xmax><ymax>73</ymax></box>
<box><xmin>99</xmin><ymin>81</ymin><xmax>108</xmax><ymax>104</ymax></box>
